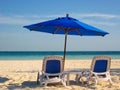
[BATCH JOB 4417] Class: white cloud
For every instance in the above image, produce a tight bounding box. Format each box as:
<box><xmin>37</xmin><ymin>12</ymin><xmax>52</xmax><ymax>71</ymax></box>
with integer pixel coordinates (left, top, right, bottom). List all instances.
<box><xmin>72</xmin><ymin>13</ymin><xmax>120</xmax><ymax>19</ymax></box>
<box><xmin>0</xmin><ymin>14</ymin><xmax>45</xmax><ymax>25</ymax></box>
<box><xmin>71</xmin><ymin>13</ymin><xmax>120</xmax><ymax>26</ymax></box>
<box><xmin>82</xmin><ymin>19</ymin><xmax>116</xmax><ymax>26</ymax></box>
<box><xmin>0</xmin><ymin>13</ymin><xmax>120</xmax><ymax>26</ymax></box>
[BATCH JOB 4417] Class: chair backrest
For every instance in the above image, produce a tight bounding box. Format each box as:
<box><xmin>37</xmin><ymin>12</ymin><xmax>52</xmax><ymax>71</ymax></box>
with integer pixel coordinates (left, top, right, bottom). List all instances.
<box><xmin>42</xmin><ymin>56</ymin><xmax>64</xmax><ymax>74</ymax></box>
<box><xmin>91</xmin><ymin>56</ymin><xmax>111</xmax><ymax>73</ymax></box>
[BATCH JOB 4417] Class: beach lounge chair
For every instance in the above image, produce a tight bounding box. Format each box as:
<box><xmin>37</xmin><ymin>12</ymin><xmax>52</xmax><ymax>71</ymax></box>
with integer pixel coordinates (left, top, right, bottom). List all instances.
<box><xmin>88</xmin><ymin>56</ymin><xmax>112</xmax><ymax>85</ymax></box>
<box><xmin>37</xmin><ymin>56</ymin><xmax>66</xmax><ymax>86</ymax></box>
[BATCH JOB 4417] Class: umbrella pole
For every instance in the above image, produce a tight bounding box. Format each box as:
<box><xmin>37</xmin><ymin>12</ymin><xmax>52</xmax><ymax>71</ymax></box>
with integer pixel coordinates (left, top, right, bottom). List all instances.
<box><xmin>63</xmin><ymin>33</ymin><xmax>68</xmax><ymax>64</ymax></box>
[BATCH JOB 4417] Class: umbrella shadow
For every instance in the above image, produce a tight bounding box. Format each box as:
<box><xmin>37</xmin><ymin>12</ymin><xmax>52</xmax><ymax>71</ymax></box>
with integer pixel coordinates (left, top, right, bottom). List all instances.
<box><xmin>0</xmin><ymin>77</ymin><xmax>9</xmax><ymax>83</ymax></box>
<box><xmin>7</xmin><ymin>81</ymin><xmax>40</xmax><ymax>90</ymax></box>
<box><xmin>7</xmin><ymin>80</ymin><xmax>65</xmax><ymax>89</ymax></box>
<box><xmin>21</xmin><ymin>81</ymin><xmax>39</xmax><ymax>88</ymax></box>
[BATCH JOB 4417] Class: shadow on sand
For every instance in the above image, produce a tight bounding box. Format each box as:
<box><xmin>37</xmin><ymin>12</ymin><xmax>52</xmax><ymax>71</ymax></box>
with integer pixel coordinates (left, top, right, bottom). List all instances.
<box><xmin>7</xmin><ymin>81</ymin><xmax>41</xmax><ymax>89</ymax></box>
<box><xmin>0</xmin><ymin>77</ymin><xmax>9</xmax><ymax>83</ymax></box>
<box><xmin>2</xmin><ymin>69</ymin><xmax>120</xmax><ymax>89</ymax></box>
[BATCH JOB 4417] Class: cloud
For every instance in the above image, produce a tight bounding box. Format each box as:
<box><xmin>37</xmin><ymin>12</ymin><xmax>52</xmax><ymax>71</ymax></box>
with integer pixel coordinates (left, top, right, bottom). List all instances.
<box><xmin>72</xmin><ymin>13</ymin><xmax>120</xmax><ymax>26</ymax></box>
<box><xmin>74</xmin><ymin>13</ymin><xmax>118</xmax><ymax>19</ymax></box>
<box><xmin>0</xmin><ymin>13</ymin><xmax>120</xmax><ymax>26</ymax></box>
<box><xmin>0</xmin><ymin>14</ymin><xmax>61</xmax><ymax>25</ymax></box>
<box><xmin>70</xmin><ymin>13</ymin><xmax>120</xmax><ymax>22</ymax></box>
<box><xmin>0</xmin><ymin>14</ymin><xmax>42</xmax><ymax>25</ymax></box>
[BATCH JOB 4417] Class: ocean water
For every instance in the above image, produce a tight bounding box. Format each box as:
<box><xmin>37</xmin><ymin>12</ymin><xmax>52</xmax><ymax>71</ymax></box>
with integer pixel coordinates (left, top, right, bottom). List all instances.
<box><xmin>0</xmin><ymin>51</ymin><xmax>120</xmax><ymax>60</ymax></box>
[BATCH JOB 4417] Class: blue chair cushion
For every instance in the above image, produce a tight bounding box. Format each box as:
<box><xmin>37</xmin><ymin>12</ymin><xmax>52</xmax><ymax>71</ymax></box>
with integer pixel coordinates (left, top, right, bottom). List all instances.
<box><xmin>93</xmin><ymin>60</ymin><xmax>108</xmax><ymax>73</ymax></box>
<box><xmin>46</xmin><ymin>60</ymin><xmax>61</xmax><ymax>74</ymax></box>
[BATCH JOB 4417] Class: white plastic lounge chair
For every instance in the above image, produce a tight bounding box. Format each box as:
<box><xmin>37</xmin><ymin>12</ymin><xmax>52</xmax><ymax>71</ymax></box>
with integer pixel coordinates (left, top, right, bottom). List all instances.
<box><xmin>88</xmin><ymin>56</ymin><xmax>112</xmax><ymax>85</ymax></box>
<box><xmin>37</xmin><ymin>56</ymin><xmax>66</xmax><ymax>86</ymax></box>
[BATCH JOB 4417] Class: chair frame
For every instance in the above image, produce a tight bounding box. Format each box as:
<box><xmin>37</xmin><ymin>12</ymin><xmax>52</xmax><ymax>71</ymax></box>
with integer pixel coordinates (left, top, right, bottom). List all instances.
<box><xmin>88</xmin><ymin>56</ymin><xmax>112</xmax><ymax>85</ymax></box>
<box><xmin>37</xmin><ymin>56</ymin><xmax>66</xmax><ymax>86</ymax></box>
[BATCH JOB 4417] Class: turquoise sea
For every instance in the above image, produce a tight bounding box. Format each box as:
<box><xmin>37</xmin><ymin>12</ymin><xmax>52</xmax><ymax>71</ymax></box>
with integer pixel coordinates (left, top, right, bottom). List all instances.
<box><xmin>0</xmin><ymin>51</ymin><xmax>120</xmax><ymax>60</ymax></box>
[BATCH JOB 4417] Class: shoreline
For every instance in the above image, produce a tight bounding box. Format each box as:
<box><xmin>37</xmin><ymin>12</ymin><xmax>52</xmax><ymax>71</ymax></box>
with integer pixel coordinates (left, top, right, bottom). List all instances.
<box><xmin>0</xmin><ymin>59</ymin><xmax>120</xmax><ymax>60</ymax></box>
<box><xmin>1</xmin><ymin>51</ymin><xmax>120</xmax><ymax>60</ymax></box>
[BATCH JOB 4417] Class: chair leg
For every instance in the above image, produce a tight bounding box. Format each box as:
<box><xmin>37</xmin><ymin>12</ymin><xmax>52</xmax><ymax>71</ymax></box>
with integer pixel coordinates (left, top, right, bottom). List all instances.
<box><xmin>94</xmin><ymin>78</ymin><xmax>98</xmax><ymax>85</ymax></box>
<box><xmin>39</xmin><ymin>75</ymin><xmax>43</xmax><ymax>86</ymax></box>
<box><xmin>75</xmin><ymin>74</ymin><xmax>81</xmax><ymax>83</ymax></box>
<box><xmin>37</xmin><ymin>72</ymin><xmax>43</xmax><ymax>86</ymax></box>
<box><xmin>37</xmin><ymin>72</ymin><xmax>40</xmax><ymax>84</ymax></box>
<box><xmin>39</xmin><ymin>78</ymin><xmax>43</xmax><ymax>87</ymax></box>
<box><xmin>61</xmin><ymin>80</ymin><xmax>66</xmax><ymax>87</ymax></box>
<box><xmin>87</xmin><ymin>77</ymin><xmax>90</xmax><ymax>85</ymax></box>
<box><xmin>109</xmin><ymin>79</ymin><xmax>112</xmax><ymax>85</ymax></box>
<box><xmin>44</xmin><ymin>81</ymin><xmax>48</xmax><ymax>86</ymax></box>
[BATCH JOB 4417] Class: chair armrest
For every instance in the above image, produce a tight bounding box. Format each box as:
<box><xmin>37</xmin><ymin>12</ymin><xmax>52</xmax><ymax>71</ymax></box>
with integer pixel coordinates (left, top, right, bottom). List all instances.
<box><xmin>44</xmin><ymin>73</ymin><xmax>63</xmax><ymax>76</ymax></box>
<box><xmin>91</xmin><ymin>71</ymin><xmax>109</xmax><ymax>75</ymax></box>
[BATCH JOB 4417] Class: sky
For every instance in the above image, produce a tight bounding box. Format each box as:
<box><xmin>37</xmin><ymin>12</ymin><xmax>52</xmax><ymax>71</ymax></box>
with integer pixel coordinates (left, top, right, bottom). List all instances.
<box><xmin>0</xmin><ymin>0</ymin><xmax>120</xmax><ymax>51</ymax></box>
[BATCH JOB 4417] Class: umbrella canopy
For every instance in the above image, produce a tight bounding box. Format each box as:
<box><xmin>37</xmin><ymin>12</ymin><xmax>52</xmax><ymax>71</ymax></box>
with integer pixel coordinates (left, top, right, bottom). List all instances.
<box><xmin>24</xmin><ymin>14</ymin><xmax>109</xmax><ymax>62</ymax></box>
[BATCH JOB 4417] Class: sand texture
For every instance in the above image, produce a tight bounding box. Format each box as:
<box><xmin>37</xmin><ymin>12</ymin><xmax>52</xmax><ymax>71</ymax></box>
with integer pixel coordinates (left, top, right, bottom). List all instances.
<box><xmin>0</xmin><ymin>60</ymin><xmax>120</xmax><ymax>90</ymax></box>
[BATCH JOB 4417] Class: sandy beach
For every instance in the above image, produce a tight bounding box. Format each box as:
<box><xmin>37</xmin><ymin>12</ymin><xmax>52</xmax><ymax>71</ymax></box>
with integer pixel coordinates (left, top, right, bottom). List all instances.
<box><xmin>0</xmin><ymin>59</ymin><xmax>120</xmax><ymax>90</ymax></box>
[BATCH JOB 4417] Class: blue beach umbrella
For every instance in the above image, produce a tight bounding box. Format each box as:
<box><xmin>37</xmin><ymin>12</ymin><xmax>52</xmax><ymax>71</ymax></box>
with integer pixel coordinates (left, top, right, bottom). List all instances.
<box><xmin>24</xmin><ymin>14</ymin><xmax>109</xmax><ymax>63</ymax></box>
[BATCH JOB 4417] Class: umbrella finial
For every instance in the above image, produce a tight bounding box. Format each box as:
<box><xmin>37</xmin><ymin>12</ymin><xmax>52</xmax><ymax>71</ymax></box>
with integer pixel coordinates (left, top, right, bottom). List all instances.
<box><xmin>66</xmin><ymin>14</ymin><xmax>69</xmax><ymax>17</ymax></box>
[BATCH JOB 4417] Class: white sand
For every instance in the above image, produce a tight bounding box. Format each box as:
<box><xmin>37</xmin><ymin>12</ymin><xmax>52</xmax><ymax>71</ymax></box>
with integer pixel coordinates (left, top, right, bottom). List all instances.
<box><xmin>0</xmin><ymin>59</ymin><xmax>120</xmax><ymax>90</ymax></box>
